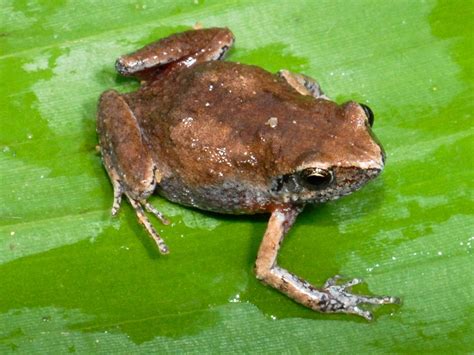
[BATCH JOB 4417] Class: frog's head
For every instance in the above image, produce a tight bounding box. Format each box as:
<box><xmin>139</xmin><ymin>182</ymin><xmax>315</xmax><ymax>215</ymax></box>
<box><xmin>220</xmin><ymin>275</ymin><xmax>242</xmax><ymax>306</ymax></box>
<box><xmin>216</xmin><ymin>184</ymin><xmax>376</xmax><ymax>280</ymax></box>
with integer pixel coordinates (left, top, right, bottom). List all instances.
<box><xmin>270</xmin><ymin>101</ymin><xmax>385</xmax><ymax>204</ymax></box>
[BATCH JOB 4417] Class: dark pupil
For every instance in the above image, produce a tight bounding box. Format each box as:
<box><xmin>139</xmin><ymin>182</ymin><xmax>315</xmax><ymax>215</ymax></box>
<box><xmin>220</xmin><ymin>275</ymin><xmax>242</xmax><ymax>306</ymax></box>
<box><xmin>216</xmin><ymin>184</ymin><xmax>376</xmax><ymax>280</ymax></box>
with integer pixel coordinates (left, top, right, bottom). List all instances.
<box><xmin>301</xmin><ymin>168</ymin><xmax>333</xmax><ymax>190</ymax></box>
<box><xmin>306</xmin><ymin>174</ymin><xmax>330</xmax><ymax>186</ymax></box>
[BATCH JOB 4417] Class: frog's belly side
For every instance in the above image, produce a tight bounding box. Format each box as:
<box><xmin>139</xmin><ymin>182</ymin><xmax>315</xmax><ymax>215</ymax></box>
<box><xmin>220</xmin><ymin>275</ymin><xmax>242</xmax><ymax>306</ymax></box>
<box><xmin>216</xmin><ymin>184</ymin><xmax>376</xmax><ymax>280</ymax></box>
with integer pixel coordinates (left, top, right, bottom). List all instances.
<box><xmin>156</xmin><ymin>176</ymin><xmax>272</xmax><ymax>214</ymax></box>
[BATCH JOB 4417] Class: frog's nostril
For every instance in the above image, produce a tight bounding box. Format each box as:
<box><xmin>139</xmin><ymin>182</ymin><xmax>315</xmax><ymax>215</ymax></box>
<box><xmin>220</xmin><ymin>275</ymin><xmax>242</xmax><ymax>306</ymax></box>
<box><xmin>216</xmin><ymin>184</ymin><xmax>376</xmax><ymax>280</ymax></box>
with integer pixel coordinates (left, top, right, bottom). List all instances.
<box><xmin>359</xmin><ymin>103</ymin><xmax>374</xmax><ymax>127</ymax></box>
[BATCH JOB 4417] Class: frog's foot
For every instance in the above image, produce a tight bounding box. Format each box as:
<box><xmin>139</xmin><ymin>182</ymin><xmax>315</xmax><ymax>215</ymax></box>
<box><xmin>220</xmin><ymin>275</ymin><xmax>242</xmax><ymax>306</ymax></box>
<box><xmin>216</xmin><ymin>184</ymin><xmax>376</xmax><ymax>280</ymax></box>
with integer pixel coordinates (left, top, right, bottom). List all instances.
<box><xmin>321</xmin><ymin>275</ymin><xmax>400</xmax><ymax>320</ymax></box>
<box><xmin>109</xmin><ymin>177</ymin><xmax>170</xmax><ymax>254</ymax></box>
<box><xmin>115</xmin><ymin>27</ymin><xmax>235</xmax><ymax>79</ymax></box>
<box><xmin>278</xmin><ymin>69</ymin><xmax>330</xmax><ymax>100</ymax></box>
<box><xmin>255</xmin><ymin>208</ymin><xmax>399</xmax><ymax>320</ymax></box>
<box><xmin>109</xmin><ymin>177</ymin><xmax>169</xmax><ymax>223</ymax></box>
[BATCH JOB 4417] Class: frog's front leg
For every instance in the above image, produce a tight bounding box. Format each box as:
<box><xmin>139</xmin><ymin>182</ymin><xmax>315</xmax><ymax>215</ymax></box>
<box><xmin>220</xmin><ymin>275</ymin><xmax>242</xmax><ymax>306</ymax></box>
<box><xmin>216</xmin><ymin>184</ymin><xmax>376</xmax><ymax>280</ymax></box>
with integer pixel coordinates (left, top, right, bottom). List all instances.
<box><xmin>278</xmin><ymin>70</ymin><xmax>329</xmax><ymax>100</ymax></box>
<box><xmin>255</xmin><ymin>207</ymin><xmax>399</xmax><ymax>320</ymax></box>
<box><xmin>97</xmin><ymin>90</ymin><xmax>170</xmax><ymax>254</ymax></box>
<box><xmin>115</xmin><ymin>27</ymin><xmax>234</xmax><ymax>79</ymax></box>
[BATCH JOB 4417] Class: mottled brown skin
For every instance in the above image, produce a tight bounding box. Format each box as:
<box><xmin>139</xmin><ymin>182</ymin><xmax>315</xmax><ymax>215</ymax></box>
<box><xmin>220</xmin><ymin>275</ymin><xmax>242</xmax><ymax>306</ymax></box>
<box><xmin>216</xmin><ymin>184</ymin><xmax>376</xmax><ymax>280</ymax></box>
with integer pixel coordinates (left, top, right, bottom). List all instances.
<box><xmin>125</xmin><ymin>61</ymin><xmax>383</xmax><ymax>210</ymax></box>
<box><xmin>97</xmin><ymin>27</ymin><xmax>398</xmax><ymax>320</ymax></box>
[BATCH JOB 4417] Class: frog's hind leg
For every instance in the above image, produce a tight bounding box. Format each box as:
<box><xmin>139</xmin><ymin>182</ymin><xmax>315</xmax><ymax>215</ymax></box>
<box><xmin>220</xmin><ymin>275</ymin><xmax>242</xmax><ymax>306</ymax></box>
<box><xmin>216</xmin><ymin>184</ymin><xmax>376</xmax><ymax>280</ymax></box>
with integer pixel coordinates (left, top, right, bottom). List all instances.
<box><xmin>115</xmin><ymin>27</ymin><xmax>235</xmax><ymax>79</ymax></box>
<box><xmin>278</xmin><ymin>70</ymin><xmax>330</xmax><ymax>100</ymax></box>
<box><xmin>97</xmin><ymin>90</ymin><xmax>170</xmax><ymax>254</ymax></box>
<box><xmin>255</xmin><ymin>207</ymin><xmax>400</xmax><ymax>320</ymax></box>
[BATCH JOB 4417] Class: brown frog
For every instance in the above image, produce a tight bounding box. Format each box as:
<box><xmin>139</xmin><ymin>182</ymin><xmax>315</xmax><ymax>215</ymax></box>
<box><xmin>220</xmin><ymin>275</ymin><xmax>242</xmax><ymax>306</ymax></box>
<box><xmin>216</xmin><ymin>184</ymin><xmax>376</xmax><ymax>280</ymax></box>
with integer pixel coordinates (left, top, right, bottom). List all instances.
<box><xmin>97</xmin><ymin>27</ymin><xmax>398</xmax><ymax>320</ymax></box>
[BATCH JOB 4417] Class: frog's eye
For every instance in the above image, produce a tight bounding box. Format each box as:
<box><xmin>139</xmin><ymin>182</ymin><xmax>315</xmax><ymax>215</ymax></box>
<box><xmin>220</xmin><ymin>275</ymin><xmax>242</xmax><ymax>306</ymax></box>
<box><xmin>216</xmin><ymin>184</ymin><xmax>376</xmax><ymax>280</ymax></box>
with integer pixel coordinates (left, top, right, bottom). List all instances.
<box><xmin>359</xmin><ymin>103</ymin><xmax>374</xmax><ymax>127</ymax></box>
<box><xmin>300</xmin><ymin>168</ymin><xmax>334</xmax><ymax>190</ymax></box>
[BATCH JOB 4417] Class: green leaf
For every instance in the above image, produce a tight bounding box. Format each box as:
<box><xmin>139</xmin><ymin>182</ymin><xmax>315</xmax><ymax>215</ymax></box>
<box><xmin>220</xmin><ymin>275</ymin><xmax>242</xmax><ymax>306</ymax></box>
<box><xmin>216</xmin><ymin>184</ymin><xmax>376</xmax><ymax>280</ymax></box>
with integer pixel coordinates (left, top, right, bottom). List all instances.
<box><xmin>1</xmin><ymin>0</ymin><xmax>472</xmax><ymax>352</ymax></box>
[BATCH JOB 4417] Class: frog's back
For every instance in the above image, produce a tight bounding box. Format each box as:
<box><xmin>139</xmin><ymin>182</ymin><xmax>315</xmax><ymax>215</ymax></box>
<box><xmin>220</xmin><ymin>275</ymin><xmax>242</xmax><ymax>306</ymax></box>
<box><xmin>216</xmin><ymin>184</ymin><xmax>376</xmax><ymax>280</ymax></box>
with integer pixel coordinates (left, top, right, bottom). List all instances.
<box><xmin>124</xmin><ymin>61</ymin><xmax>341</xmax><ymax>213</ymax></box>
<box><xmin>142</xmin><ymin>61</ymin><xmax>314</xmax><ymax>134</ymax></box>
<box><xmin>144</xmin><ymin>62</ymin><xmax>325</xmax><ymax>154</ymax></box>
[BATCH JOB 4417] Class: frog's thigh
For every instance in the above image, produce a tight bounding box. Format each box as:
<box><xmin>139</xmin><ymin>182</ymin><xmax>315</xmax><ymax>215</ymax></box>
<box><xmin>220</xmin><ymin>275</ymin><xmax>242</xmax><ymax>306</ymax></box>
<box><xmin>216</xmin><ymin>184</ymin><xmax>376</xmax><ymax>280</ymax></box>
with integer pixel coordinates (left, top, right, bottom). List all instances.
<box><xmin>97</xmin><ymin>90</ymin><xmax>158</xmax><ymax>201</ymax></box>
<box><xmin>116</xmin><ymin>27</ymin><xmax>235</xmax><ymax>77</ymax></box>
<box><xmin>278</xmin><ymin>70</ymin><xmax>329</xmax><ymax>99</ymax></box>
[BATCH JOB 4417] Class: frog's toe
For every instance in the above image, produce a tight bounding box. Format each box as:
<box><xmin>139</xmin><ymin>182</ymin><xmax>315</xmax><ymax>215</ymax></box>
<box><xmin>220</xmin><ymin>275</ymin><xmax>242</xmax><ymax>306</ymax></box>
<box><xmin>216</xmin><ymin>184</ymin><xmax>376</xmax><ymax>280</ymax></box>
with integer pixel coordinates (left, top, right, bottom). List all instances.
<box><xmin>322</xmin><ymin>275</ymin><xmax>399</xmax><ymax>320</ymax></box>
<box><xmin>362</xmin><ymin>294</ymin><xmax>400</xmax><ymax>305</ymax></box>
<box><xmin>351</xmin><ymin>306</ymin><xmax>374</xmax><ymax>321</ymax></box>
<box><xmin>323</xmin><ymin>275</ymin><xmax>364</xmax><ymax>289</ymax></box>
<box><xmin>323</xmin><ymin>274</ymin><xmax>343</xmax><ymax>288</ymax></box>
<box><xmin>111</xmin><ymin>196</ymin><xmax>121</xmax><ymax>216</ymax></box>
<box><xmin>111</xmin><ymin>180</ymin><xmax>123</xmax><ymax>216</ymax></box>
<box><xmin>127</xmin><ymin>196</ymin><xmax>170</xmax><ymax>254</ymax></box>
<box><xmin>341</xmin><ymin>277</ymin><xmax>363</xmax><ymax>288</ymax></box>
<box><xmin>143</xmin><ymin>200</ymin><xmax>170</xmax><ymax>225</ymax></box>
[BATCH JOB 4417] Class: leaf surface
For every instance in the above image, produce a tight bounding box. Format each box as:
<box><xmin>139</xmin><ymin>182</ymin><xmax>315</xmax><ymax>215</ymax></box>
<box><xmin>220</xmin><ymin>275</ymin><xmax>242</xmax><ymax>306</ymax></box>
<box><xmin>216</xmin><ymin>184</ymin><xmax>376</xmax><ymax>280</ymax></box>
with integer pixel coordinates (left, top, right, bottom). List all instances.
<box><xmin>0</xmin><ymin>0</ymin><xmax>472</xmax><ymax>352</ymax></box>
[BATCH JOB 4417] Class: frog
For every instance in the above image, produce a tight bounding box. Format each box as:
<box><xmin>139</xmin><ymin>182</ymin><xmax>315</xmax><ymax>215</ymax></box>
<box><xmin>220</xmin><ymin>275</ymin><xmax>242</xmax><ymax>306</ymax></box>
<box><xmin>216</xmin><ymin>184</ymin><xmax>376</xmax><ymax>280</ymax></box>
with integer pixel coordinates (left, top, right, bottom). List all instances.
<box><xmin>97</xmin><ymin>27</ymin><xmax>399</xmax><ymax>320</ymax></box>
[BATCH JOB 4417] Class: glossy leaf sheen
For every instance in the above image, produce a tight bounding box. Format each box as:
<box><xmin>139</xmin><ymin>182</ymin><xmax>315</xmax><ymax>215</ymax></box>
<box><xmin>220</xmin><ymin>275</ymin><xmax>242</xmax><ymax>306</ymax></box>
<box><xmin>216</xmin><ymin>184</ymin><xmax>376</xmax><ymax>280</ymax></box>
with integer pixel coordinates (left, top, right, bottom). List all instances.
<box><xmin>0</xmin><ymin>0</ymin><xmax>472</xmax><ymax>352</ymax></box>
